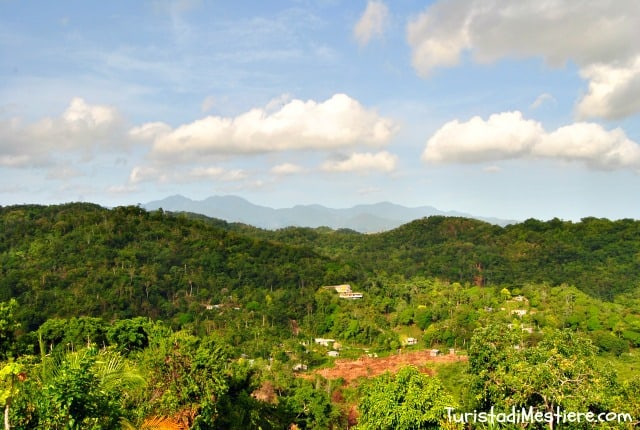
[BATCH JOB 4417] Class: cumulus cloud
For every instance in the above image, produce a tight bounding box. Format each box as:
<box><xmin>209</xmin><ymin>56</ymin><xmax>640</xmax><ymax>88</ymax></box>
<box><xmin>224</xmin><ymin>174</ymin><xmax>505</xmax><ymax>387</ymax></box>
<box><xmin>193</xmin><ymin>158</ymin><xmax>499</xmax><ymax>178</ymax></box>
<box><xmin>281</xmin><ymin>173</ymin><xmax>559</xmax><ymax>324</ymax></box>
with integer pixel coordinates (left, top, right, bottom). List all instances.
<box><xmin>422</xmin><ymin>112</ymin><xmax>543</xmax><ymax>163</ymax></box>
<box><xmin>354</xmin><ymin>1</ymin><xmax>389</xmax><ymax>46</ymax></box>
<box><xmin>534</xmin><ymin>123</ymin><xmax>640</xmax><ymax>170</ymax></box>
<box><xmin>271</xmin><ymin>163</ymin><xmax>304</xmax><ymax>175</ymax></box>
<box><xmin>576</xmin><ymin>57</ymin><xmax>640</xmax><ymax>119</ymax></box>
<box><xmin>321</xmin><ymin>151</ymin><xmax>397</xmax><ymax>173</ymax></box>
<box><xmin>137</xmin><ymin>93</ymin><xmax>396</xmax><ymax>163</ymax></box>
<box><xmin>0</xmin><ymin>98</ymin><xmax>125</xmax><ymax>167</ymax></box>
<box><xmin>129</xmin><ymin>122</ymin><xmax>172</xmax><ymax>141</ymax></box>
<box><xmin>406</xmin><ymin>0</ymin><xmax>640</xmax><ymax>118</ymax></box>
<box><xmin>422</xmin><ymin>111</ymin><xmax>640</xmax><ymax>171</ymax></box>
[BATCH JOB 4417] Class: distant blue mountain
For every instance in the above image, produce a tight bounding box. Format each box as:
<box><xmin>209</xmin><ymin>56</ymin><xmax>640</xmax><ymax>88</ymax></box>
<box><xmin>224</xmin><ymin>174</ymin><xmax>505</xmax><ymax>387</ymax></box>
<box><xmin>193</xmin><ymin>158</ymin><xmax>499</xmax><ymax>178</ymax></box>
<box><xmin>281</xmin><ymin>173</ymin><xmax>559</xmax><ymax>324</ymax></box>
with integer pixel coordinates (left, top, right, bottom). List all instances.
<box><xmin>143</xmin><ymin>195</ymin><xmax>516</xmax><ymax>232</ymax></box>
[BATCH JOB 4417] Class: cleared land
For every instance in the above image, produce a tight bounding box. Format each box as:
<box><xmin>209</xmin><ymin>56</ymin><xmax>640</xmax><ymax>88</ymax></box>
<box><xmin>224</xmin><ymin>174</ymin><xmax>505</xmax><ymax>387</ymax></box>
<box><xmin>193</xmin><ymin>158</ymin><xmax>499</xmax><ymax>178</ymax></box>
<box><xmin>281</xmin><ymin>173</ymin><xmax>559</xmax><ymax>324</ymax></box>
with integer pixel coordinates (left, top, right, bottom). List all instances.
<box><xmin>306</xmin><ymin>350</ymin><xmax>467</xmax><ymax>383</ymax></box>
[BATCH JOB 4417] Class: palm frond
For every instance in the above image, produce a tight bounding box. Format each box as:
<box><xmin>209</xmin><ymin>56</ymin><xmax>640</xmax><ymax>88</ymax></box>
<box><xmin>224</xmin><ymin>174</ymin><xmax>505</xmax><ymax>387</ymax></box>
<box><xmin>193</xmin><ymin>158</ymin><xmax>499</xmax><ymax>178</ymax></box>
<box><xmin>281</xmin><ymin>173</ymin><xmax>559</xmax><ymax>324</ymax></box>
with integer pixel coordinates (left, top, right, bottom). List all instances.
<box><xmin>120</xmin><ymin>416</ymin><xmax>187</xmax><ymax>430</ymax></box>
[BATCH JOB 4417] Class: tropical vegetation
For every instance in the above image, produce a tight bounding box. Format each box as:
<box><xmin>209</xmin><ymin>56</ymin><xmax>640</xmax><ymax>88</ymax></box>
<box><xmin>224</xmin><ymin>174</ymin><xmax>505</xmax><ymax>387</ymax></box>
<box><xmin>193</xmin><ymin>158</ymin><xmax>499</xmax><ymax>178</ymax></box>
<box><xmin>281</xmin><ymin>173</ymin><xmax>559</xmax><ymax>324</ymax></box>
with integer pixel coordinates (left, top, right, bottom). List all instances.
<box><xmin>1</xmin><ymin>203</ymin><xmax>639</xmax><ymax>428</ymax></box>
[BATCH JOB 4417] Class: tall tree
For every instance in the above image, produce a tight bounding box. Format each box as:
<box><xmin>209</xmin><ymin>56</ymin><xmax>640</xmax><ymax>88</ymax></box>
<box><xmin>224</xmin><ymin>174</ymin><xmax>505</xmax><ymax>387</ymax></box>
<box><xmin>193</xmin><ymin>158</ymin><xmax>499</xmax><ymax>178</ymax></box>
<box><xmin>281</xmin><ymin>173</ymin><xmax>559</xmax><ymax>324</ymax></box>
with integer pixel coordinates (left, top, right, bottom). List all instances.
<box><xmin>355</xmin><ymin>366</ymin><xmax>460</xmax><ymax>430</ymax></box>
<box><xmin>0</xmin><ymin>300</ymin><xmax>20</xmax><ymax>360</ymax></box>
<box><xmin>469</xmin><ymin>324</ymin><xmax>617</xmax><ymax>429</ymax></box>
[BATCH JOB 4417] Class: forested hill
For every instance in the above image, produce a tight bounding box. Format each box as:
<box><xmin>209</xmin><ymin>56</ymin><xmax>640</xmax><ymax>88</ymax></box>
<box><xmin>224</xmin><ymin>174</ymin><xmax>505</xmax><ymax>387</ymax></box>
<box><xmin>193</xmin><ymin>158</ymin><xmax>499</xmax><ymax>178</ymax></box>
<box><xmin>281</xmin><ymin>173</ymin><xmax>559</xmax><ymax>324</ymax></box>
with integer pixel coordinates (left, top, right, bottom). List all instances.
<box><xmin>1</xmin><ymin>203</ymin><xmax>639</xmax><ymax>331</ymax></box>
<box><xmin>255</xmin><ymin>215</ymin><xmax>640</xmax><ymax>300</ymax></box>
<box><xmin>0</xmin><ymin>203</ymin><xmax>334</xmax><ymax>331</ymax></box>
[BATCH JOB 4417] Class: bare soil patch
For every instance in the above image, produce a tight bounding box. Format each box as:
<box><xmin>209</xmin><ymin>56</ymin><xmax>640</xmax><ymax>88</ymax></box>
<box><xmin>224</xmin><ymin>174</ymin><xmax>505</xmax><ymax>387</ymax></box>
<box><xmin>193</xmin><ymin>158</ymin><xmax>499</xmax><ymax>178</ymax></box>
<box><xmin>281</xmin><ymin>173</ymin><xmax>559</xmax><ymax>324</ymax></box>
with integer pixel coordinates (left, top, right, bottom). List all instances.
<box><xmin>304</xmin><ymin>350</ymin><xmax>467</xmax><ymax>383</ymax></box>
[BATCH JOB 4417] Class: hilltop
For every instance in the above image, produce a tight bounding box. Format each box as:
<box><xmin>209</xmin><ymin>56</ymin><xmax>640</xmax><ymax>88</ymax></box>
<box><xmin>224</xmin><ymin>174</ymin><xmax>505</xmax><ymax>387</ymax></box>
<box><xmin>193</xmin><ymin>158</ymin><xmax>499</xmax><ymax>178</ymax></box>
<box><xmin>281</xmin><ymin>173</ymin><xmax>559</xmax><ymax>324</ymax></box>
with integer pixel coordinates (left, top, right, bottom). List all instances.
<box><xmin>2</xmin><ymin>203</ymin><xmax>639</xmax><ymax>329</ymax></box>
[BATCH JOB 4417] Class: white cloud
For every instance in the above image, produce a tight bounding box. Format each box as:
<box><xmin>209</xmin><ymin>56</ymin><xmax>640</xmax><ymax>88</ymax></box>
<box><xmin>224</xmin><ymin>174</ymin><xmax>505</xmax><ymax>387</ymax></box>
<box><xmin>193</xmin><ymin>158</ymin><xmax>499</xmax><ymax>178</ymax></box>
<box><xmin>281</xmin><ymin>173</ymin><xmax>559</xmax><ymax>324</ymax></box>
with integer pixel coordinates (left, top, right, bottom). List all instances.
<box><xmin>139</xmin><ymin>94</ymin><xmax>396</xmax><ymax>162</ymax></box>
<box><xmin>407</xmin><ymin>0</ymin><xmax>640</xmax><ymax>118</ymax></box>
<box><xmin>483</xmin><ymin>165</ymin><xmax>502</xmax><ymax>173</ymax></box>
<box><xmin>576</xmin><ymin>57</ymin><xmax>640</xmax><ymax>119</ymax></box>
<box><xmin>0</xmin><ymin>98</ymin><xmax>125</xmax><ymax>167</ymax></box>
<box><xmin>62</xmin><ymin>97</ymin><xmax>119</xmax><ymax>128</ymax></box>
<box><xmin>185</xmin><ymin>166</ymin><xmax>224</xmax><ymax>179</ymax></box>
<box><xmin>530</xmin><ymin>93</ymin><xmax>556</xmax><ymax>110</ymax></box>
<box><xmin>201</xmin><ymin>95</ymin><xmax>216</xmax><ymax>113</ymax></box>
<box><xmin>271</xmin><ymin>163</ymin><xmax>304</xmax><ymax>175</ymax></box>
<box><xmin>406</xmin><ymin>0</ymin><xmax>471</xmax><ymax>76</ymax></box>
<box><xmin>423</xmin><ymin>111</ymin><xmax>640</xmax><ymax>171</ymax></box>
<box><xmin>422</xmin><ymin>112</ymin><xmax>543</xmax><ymax>163</ymax></box>
<box><xmin>321</xmin><ymin>151</ymin><xmax>397</xmax><ymax>173</ymax></box>
<box><xmin>534</xmin><ymin>123</ymin><xmax>640</xmax><ymax>170</ymax></box>
<box><xmin>264</xmin><ymin>93</ymin><xmax>293</xmax><ymax>112</ymax></box>
<box><xmin>186</xmin><ymin>166</ymin><xmax>247</xmax><ymax>182</ymax></box>
<box><xmin>354</xmin><ymin>1</ymin><xmax>389</xmax><ymax>46</ymax></box>
<box><xmin>129</xmin><ymin>164</ymin><xmax>247</xmax><ymax>185</ymax></box>
<box><xmin>130</xmin><ymin>166</ymin><xmax>158</xmax><ymax>184</ymax></box>
<box><xmin>129</xmin><ymin>122</ymin><xmax>172</xmax><ymax>141</ymax></box>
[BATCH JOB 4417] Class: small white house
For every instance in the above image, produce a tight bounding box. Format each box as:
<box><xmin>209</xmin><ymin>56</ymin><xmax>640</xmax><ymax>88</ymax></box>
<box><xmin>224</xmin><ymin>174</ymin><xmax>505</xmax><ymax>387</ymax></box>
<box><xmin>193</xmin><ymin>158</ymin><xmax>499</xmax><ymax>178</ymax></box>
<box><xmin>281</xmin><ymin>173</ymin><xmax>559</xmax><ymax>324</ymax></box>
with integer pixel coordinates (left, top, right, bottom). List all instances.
<box><xmin>314</xmin><ymin>338</ymin><xmax>335</xmax><ymax>347</ymax></box>
<box><xmin>327</xmin><ymin>350</ymin><xmax>339</xmax><ymax>357</ymax></box>
<box><xmin>429</xmin><ymin>349</ymin><xmax>440</xmax><ymax>357</ymax></box>
<box><xmin>292</xmin><ymin>363</ymin><xmax>308</xmax><ymax>372</ymax></box>
<box><xmin>405</xmin><ymin>337</ymin><xmax>418</xmax><ymax>346</ymax></box>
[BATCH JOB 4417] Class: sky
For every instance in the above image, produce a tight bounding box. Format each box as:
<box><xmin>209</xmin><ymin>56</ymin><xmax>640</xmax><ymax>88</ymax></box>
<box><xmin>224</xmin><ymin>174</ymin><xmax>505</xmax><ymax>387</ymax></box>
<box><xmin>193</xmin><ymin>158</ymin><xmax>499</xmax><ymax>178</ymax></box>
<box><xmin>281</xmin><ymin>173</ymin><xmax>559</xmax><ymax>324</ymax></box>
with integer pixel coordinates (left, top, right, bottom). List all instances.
<box><xmin>1</xmin><ymin>0</ymin><xmax>639</xmax><ymax>221</ymax></box>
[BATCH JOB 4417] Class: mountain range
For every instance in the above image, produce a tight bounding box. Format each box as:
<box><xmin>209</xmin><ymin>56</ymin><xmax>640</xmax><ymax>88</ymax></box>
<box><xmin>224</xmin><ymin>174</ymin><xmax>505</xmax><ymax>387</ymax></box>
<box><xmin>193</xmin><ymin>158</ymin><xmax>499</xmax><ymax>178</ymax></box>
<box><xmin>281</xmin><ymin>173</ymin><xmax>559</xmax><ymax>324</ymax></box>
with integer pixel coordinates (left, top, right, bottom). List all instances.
<box><xmin>143</xmin><ymin>195</ymin><xmax>516</xmax><ymax>232</ymax></box>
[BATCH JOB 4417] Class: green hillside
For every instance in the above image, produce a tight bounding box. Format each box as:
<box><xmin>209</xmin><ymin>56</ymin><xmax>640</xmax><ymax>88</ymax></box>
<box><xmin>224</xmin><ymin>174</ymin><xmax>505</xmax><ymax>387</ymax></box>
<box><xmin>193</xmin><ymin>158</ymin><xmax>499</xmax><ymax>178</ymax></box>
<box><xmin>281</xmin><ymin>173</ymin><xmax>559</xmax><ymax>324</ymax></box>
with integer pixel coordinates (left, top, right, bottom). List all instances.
<box><xmin>1</xmin><ymin>203</ymin><xmax>639</xmax><ymax>428</ymax></box>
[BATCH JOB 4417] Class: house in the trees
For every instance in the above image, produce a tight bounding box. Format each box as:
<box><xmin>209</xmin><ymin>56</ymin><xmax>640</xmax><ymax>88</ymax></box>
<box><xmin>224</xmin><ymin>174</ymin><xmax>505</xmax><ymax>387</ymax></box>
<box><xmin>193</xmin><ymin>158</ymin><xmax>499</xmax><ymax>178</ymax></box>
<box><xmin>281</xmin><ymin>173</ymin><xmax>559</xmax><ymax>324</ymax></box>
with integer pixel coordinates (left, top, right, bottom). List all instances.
<box><xmin>323</xmin><ymin>284</ymin><xmax>363</xmax><ymax>299</ymax></box>
<box><xmin>405</xmin><ymin>337</ymin><xmax>418</xmax><ymax>346</ymax></box>
<box><xmin>314</xmin><ymin>338</ymin><xmax>335</xmax><ymax>347</ymax></box>
<box><xmin>292</xmin><ymin>363</ymin><xmax>308</xmax><ymax>372</ymax></box>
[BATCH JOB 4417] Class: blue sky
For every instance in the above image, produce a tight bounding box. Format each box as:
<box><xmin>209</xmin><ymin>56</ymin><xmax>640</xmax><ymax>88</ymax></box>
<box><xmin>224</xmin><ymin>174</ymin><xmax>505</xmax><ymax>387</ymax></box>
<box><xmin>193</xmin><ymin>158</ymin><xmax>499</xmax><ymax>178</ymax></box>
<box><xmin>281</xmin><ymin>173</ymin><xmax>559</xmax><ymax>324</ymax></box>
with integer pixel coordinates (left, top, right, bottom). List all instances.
<box><xmin>1</xmin><ymin>0</ymin><xmax>639</xmax><ymax>221</ymax></box>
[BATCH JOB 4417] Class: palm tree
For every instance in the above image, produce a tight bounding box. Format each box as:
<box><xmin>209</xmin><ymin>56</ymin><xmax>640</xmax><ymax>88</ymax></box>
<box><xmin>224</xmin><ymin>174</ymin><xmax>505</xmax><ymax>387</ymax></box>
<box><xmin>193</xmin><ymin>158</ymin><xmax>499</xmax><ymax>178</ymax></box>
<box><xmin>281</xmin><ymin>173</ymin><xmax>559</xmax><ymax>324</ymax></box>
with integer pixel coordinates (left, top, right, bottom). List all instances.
<box><xmin>34</xmin><ymin>346</ymin><xmax>145</xmax><ymax>429</ymax></box>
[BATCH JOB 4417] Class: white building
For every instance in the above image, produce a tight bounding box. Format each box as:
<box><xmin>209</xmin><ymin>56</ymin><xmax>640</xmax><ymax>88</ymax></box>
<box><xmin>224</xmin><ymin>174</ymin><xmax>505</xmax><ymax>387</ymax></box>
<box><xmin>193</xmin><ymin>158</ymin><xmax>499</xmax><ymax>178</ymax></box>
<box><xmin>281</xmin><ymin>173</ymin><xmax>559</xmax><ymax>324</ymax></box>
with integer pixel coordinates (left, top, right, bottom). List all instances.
<box><xmin>405</xmin><ymin>337</ymin><xmax>418</xmax><ymax>346</ymax></box>
<box><xmin>314</xmin><ymin>338</ymin><xmax>335</xmax><ymax>347</ymax></box>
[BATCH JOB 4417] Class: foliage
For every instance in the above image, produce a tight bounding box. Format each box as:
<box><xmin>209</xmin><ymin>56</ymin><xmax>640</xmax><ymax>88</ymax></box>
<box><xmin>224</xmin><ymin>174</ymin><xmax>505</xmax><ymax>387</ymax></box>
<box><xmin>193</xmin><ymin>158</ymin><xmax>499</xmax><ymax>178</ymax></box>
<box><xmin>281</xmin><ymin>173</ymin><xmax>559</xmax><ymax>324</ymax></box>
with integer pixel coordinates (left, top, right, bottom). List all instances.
<box><xmin>469</xmin><ymin>324</ymin><xmax>619</xmax><ymax>425</ymax></box>
<box><xmin>1</xmin><ymin>204</ymin><xmax>640</xmax><ymax>428</ymax></box>
<box><xmin>10</xmin><ymin>347</ymin><xmax>144</xmax><ymax>429</ymax></box>
<box><xmin>1</xmin><ymin>361</ymin><xmax>25</xmax><ymax>430</ymax></box>
<box><xmin>0</xmin><ymin>299</ymin><xmax>20</xmax><ymax>360</ymax></box>
<box><xmin>356</xmin><ymin>366</ymin><xmax>460</xmax><ymax>429</ymax></box>
<box><xmin>132</xmin><ymin>330</ymin><xmax>229</xmax><ymax>429</ymax></box>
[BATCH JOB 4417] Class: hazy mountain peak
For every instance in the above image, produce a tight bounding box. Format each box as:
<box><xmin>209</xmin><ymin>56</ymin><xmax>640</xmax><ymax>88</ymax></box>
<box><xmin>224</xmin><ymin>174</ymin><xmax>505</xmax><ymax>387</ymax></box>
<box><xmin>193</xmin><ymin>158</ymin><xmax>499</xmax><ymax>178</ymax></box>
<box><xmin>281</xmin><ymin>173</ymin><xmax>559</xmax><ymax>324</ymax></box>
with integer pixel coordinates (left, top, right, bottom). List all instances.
<box><xmin>143</xmin><ymin>195</ymin><xmax>516</xmax><ymax>232</ymax></box>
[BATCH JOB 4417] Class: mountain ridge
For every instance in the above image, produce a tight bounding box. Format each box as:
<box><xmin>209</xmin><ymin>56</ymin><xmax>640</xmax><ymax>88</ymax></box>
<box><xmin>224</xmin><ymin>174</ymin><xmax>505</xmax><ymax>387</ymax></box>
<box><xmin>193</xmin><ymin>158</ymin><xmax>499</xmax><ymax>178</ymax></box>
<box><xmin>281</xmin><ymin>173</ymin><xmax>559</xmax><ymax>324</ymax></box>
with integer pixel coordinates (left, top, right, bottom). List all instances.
<box><xmin>143</xmin><ymin>194</ymin><xmax>517</xmax><ymax>232</ymax></box>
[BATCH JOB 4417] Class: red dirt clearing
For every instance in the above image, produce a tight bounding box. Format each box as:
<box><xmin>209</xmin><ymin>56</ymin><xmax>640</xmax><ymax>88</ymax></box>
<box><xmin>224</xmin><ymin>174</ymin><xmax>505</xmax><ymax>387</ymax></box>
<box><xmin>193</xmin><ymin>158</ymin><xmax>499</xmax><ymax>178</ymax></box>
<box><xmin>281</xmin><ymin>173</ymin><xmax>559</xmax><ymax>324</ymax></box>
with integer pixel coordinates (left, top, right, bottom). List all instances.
<box><xmin>304</xmin><ymin>350</ymin><xmax>467</xmax><ymax>383</ymax></box>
